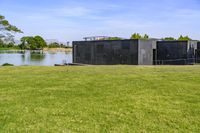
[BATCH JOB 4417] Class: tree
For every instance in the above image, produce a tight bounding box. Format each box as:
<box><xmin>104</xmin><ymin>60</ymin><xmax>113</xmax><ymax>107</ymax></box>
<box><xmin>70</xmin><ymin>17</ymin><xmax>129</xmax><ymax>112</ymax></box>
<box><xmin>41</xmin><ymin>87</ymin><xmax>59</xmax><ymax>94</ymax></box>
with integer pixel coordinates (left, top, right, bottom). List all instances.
<box><xmin>34</xmin><ymin>36</ymin><xmax>47</xmax><ymax>49</ymax></box>
<box><xmin>0</xmin><ymin>39</ymin><xmax>4</xmax><ymax>47</ymax></box>
<box><xmin>131</xmin><ymin>33</ymin><xmax>142</xmax><ymax>39</ymax></box>
<box><xmin>130</xmin><ymin>33</ymin><xmax>149</xmax><ymax>39</ymax></box>
<box><xmin>107</xmin><ymin>37</ymin><xmax>122</xmax><ymax>40</ymax></box>
<box><xmin>178</xmin><ymin>35</ymin><xmax>191</xmax><ymax>41</ymax></box>
<box><xmin>0</xmin><ymin>15</ymin><xmax>23</xmax><ymax>40</ymax></box>
<box><xmin>143</xmin><ymin>34</ymin><xmax>149</xmax><ymax>39</ymax></box>
<box><xmin>19</xmin><ymin>36</ymin><xmax>31</xmax><ymax>50</ymax></box>
<box><xmin>27</xmin><ymin>37</ymin><xmax>37</xmax><ymax>50</ymax></box>
<box><xmin>48</xmin><ymin>42</ymin><xmax>60</xmax><ymax>48</ymax></box>
<box><xmin>7</xmin><ymin>42</ymin><xmax>14</xmax><ymax>48</ymax></box>
<box><xmin>19</xmin><ymin>36</ymin><xmax>47</xmax><ymax>50</ymax></box>
<box><xmin>163</xmin><ymin>37</ymin><xmax>176</xmax><ymax>41</ymax></box>
<box><xmin>60</xmin><ymin>43</ymin><xmax>65</xmax><ymax>48</ymax></box>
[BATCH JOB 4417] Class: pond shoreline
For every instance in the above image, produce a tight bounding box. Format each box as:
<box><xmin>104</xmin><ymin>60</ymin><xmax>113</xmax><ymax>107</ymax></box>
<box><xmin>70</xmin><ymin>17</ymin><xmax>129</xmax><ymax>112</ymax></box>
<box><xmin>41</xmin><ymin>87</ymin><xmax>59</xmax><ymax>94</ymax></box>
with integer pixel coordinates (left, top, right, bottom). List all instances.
<box><xmin>0</xmin><ymin>48</ymin><xmax>72</xmax><ymax>52</ymax></box>
<box><xmin>43</xmin><ymin>48</ymin><xmax>72</xmax><ymax>52</ymax></box>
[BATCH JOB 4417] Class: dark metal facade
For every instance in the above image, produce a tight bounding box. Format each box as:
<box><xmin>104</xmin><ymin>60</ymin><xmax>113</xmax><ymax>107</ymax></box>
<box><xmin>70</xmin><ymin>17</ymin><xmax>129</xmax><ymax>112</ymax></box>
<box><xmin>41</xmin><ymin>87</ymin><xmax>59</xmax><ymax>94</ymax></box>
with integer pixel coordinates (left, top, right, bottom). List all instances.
<box><xmin>73</xmin><ymin>39</ymin><xmax>155</xmax><ymax>65</ymax></box>
<box><xmin>198</xmin><ymin>42</ymin><xmax>200</xmax><ymax>49</ymax></box>
<box><xmin>197</xmin><ymin>42</ymin><xmax>200</xmax><ymax>63</ymax></box>
<box><xmin>156</xmin><ymin>41</ymin><xmax>198</xmax><ymax>65</ymax></box>
<box><xmin>73</xmin><ymin>40</ymin><xmax>199</xmax><ymax>65</ymax></box>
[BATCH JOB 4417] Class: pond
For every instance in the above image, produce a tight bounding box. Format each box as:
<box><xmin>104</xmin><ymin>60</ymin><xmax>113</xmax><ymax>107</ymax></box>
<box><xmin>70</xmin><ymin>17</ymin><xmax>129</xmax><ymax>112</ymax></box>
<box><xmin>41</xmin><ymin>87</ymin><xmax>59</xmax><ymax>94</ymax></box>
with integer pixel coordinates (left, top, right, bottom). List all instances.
<box><xmin>0</xmin><ymin>50</ymin><xmax>72</xmax><ymax>66</ymax></box>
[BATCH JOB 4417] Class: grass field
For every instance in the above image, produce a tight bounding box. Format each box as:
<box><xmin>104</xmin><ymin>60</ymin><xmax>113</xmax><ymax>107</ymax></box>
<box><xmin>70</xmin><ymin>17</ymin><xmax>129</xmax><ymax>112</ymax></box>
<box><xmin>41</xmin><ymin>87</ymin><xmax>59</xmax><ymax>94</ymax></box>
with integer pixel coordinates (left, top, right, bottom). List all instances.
<box><xmin>0</xmin><ymin>66</ymin><xmax>199</xmax><ymax>132</ymax></box>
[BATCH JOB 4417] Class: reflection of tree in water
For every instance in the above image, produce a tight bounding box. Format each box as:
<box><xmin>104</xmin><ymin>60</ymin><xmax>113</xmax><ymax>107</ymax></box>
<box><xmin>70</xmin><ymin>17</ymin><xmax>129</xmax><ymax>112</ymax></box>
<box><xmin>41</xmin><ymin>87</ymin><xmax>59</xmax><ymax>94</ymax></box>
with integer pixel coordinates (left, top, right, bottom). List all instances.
<box><xmin>21</xmin><ymin>54</ymin><xmax>25</xmax><ymax>62</ymax></box>
<box><xmin>19</xmin><ymin>50</ymin><xmax>25</xmax><ymax>54</ymax></box>
<box><xmin>65</xmin><ymin>51</ymin><xmax>72</xmax><ymax>54</ymax></box>
<box><xmin>30</xmin><ymin>52</ymin><xmax>45</xmax><ymax>61</ymax></box>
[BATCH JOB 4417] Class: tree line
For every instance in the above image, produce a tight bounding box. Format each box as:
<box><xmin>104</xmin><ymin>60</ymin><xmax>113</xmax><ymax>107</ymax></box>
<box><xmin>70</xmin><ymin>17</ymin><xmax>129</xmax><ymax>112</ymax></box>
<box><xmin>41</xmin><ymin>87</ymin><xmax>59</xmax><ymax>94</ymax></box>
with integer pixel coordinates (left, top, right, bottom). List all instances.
<box><xmin>0</xmin><ymin>33</ymin><xmax>195</xmax><ymax>50</ymax></box>
<box><xmin>0</xmin><ymin>15</ymin><xmax>70</xmax><ymax>50</ymax></box>
<box><xmin>108</xmin><ymin>33</ymin><xmax>193</xmax><ymax>41</ymax></box>
<box><xmin>0</xmin><ymin>36</ymin><xmax>71</xmax><ymax>50</ymax></box>
<box><xmin>0</xmin><ymin>14</ymin><xmax>197</xmax><ymax>50</ymax></box>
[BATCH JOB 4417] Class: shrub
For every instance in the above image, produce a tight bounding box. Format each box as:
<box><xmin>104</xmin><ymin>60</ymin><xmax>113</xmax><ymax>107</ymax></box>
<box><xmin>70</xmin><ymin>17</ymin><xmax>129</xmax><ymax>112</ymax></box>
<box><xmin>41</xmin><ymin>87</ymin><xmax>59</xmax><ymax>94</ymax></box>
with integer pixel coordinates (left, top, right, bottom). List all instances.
<box><xmin>2</xmin><ymin>63</ymin><xmax>14</xmax><ymax>66</ymax></box>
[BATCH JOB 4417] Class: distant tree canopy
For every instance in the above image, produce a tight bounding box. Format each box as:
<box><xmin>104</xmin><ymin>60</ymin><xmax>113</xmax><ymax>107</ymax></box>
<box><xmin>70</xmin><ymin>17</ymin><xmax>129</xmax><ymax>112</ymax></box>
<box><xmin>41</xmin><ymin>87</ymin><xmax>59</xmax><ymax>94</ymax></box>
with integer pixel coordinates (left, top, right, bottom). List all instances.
<box><xmin>107</xmin><ymin>37</ymin><xmax>122</xmax><ymax>40</ymax></box>
<box><xmin>129</xmin><ymin>33</ymin><xmax>193</xmax><ymax>41</ymax></box>
<box><xmin>0</xmin><ymin>15</ymin><xmax>23</xmax><ymax>42</ymax></box>
<box><xmin>130</xmin><ymin>33</ymin><xmax>149</xmax><ymax>39</ymax></box>
<box><xmin>143</xmin><ymin>34</ymin><xmax>149</xmax><ymax>39</ymax></box>
<box><xmin>178</xmin><ymin>35</ymin><xmax>191</xmax><ymax>41</ymax></box>
<box><xmin>19</xmin><ymin>36</ymin><xmax>47</xmax><ymax>50</ymax></box>
<box><xmin>162</xmin><ymin>37</ymin><xmax>176</xmax><ymax>41</ymax></box>
<box><xmin>161</xmin><ymin>35</ymin><xmax>192</xmax><ymax>41</ymax></box>
<box><xmin>0</xmin><ymin>39</ymin><xmax>3</xmax><ymax>46</ymax></box>
<box><xmin>0</xmin><ymin>38</ymin><xmax>16</xmax><ymax>49</ymax></box>
<box><xmin>48</xmin><ymin>42</ymin><xmax>69</xmax><ymax>48</ymax></box>
<box><xmin>48</xmin><ymin>42</ymin><xmax>60</xmax><ymax>48</ymax></box>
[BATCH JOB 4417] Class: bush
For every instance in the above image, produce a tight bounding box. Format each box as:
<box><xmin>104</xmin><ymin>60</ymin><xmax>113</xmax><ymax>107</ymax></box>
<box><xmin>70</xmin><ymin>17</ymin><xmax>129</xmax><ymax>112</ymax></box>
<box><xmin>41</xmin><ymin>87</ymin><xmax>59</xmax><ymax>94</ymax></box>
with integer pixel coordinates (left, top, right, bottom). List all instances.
<box><xmin>2</xmin><ymin>63</ymin><xmax>14</xmax><ymax>66</ymax></box>
<box><xmin>48</xmin><ymin>42</ymin><xmax>60</xmax><ymax>48</ymax></box>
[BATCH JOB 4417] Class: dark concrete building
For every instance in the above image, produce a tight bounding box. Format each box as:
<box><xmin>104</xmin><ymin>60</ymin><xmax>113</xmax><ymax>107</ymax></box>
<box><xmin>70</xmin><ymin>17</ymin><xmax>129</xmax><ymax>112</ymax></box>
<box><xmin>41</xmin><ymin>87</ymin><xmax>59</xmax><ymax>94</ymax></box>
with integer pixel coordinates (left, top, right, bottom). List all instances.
<box><xmin>73</xmin><ymin>39</ymin><xmax>156</xmax><ymax>65</ymax></box>
<box><xmin>197</xmin><ymin>42</ymin><xmax>200</xmax><ymax>63</ymax></box>
<box><xmin>73</xmin><ymin>39</ymin><xmax>199</xmax><ymax>65</ymax></box>
<box><xmin>198</xmin><ymin>42</ymin><xmax>200</xmax><ymax>49</ymax></box>
<box><xmin>155</xmin><ymin>41</ymin><xmax>198</xmax><ymax>65</ymax></box>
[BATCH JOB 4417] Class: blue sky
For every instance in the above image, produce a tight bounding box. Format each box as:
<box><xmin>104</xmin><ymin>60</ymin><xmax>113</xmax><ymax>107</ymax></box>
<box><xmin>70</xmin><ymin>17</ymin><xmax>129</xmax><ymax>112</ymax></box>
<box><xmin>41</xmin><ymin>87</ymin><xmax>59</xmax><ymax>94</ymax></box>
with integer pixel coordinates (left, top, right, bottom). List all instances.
<box><xmin>0</xmin><ymin>0</ymin><xmax>200</xmax><ymax>42</ymax></box>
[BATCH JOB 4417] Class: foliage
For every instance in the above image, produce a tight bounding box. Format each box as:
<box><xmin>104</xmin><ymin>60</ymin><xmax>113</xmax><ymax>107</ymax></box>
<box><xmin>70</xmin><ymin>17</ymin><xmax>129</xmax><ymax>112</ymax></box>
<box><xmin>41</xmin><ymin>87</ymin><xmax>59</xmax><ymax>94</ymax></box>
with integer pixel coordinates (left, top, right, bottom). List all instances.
<box><xmin>178</xmin><ymin>35</ymin><xmax>191</xmax><ymax>41</ymax></box>
<box><xmin>0</xmin><ymin>66</ymin><xmax>199</xmax><ymax>132</ymax></box>
<box><xmin>27</xmin><ymin>37</ymin><xmax>37</xmax><ymax>50</ymax></box>
<box><xmin>0</xmin><ymin>39</ymin><xmax>4</xmax><ymax>47</ymax></box>
<box><xmin>162</xmin><ymin>37</ymin><xmax>176</xmax><ymax>41</ymax></box>
<box><xmin>34</xmin><ymin>36</ymin><xmax>47</xmax><ymax>49</ymax></box>
<box><xmin>129</xmin><ymin>33</ymin><xmax>193</xmax><ymax>41</ymax></box>
<box><xmin>19</xmin><ymin>37</ymin><xmax>69</xmax><ymax>50</ymax></box>
<box><xmin>107</xmin><ymin>37</ymin><xmax>122</xmax><ymax>40</ymax></box>
<box><xmin>161</xmin><ymin>36</ymin><xmax>192</xmax><ymax>41</ymax></box>
<box><xmin>130</xmin><ymin>33</ymin><xmax>149</xmax><ymax>39</ymax></box>
<box><xmin>19</xmin><ymin>36</ymin><xmax>29</xmax><ymax>50</ymax></box>
<box><xmin>0</xmin><ymin>15</ymin><xmax>23</xmax><ymax>40</ymax></box>
<box><xmin>7</xmin><ymin>42</ymin><xmax>15</xmax><ymax>47</ymax></box>
<box><xmin>19</xmin><ymin>36</ymin><xmax>47</xmax><ymax>50</ymax></box>
<box><xmin>48</xmin><ymin>42</ymin><xmax>60</xmax><ymax>48</ymax></box>
<box><xmin>2</xmin><ymin>63</ymin><xmax>14</xmax><ymax>66</ymax></box>
<box><xmin>48</xmin><ymin>42</ymin><xmax>69</xmax><ymax>48</ymax></box>
<box><xmin>0</xmin><ymin>38</ymin><xmax>18</xmax><ymax>49</ymax></box>
<box><xmin>131</xmin><ymin>33</ymin><xmax>142</xmax><ymax>39</ymax></box>
<box><xmin>143</xmin><ymin>34</ymin><xmax>149</xmax><ymax>39</ymax></box>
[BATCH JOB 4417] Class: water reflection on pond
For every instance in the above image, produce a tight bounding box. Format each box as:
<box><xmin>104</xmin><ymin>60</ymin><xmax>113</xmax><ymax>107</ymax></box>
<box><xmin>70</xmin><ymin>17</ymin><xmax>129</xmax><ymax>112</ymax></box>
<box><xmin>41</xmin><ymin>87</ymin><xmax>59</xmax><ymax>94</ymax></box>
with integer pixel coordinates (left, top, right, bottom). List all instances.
<box><xmin>0</xmin><ymin>50</ymin><xmax>72</xmax><ymax>66</ymax></box>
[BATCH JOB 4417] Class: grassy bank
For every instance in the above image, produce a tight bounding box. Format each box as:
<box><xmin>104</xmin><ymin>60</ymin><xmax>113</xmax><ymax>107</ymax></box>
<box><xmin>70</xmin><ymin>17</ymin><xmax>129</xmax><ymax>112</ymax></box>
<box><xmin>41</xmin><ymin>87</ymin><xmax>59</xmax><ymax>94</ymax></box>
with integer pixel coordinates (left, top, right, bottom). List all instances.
<box><xmin>0</xmin><ymin>47</ymin><xmax>20</xmax><ymax>50</ymax></box>
<box><xmin>0</xmin><ymin>66</ymin><xmax>199</xmax><ymax>132</ymax></box>
<box><xmin>43</xmin><ymin>48</ymin><xmax>72</xmax><ymax>52</ymax></box>
<box><xmin>0</xmin><ymin>47</ymin><xmax>72</xmax><ymax>52</ymax></box>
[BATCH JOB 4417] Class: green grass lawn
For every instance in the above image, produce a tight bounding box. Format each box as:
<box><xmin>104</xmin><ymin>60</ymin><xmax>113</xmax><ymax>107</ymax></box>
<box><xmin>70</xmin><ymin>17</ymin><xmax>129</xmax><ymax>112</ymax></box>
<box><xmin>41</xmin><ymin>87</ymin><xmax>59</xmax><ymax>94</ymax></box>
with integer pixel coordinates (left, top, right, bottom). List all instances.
<box><xmin>0</xmin><ymin>66</ymin><xmax>199</xmax><ymax>132</ymax></box>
